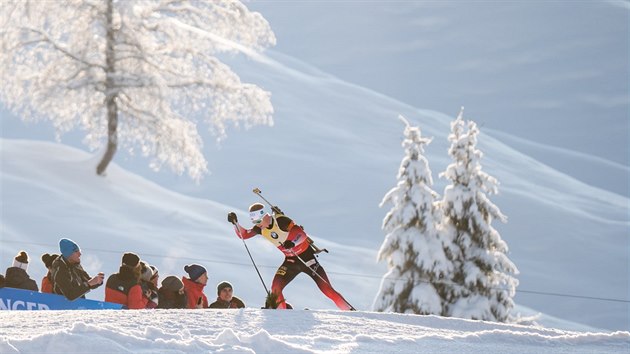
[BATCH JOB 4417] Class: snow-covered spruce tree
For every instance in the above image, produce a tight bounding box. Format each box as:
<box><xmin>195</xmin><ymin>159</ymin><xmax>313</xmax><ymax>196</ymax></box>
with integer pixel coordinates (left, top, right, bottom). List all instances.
<box><xmin>439</xmin><ymin>108</ymin><xmax>518</xmax><ymax>322</ymax></box>
<box><xmin>373</xmin><ymin>115</ymin><xmax>453</xmax><ymax>315</ymax></box>
<box><xmin>0</xmin><ymin>0</ymin><xmax>275</xmax><ymax>180</ymax></box>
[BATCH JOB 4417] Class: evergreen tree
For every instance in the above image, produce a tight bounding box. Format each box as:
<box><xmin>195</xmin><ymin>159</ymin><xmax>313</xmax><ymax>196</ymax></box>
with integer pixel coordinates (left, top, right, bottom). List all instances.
<box><xmin>439</xmin><ymin>108</ymin><xmax>519</xmax><ymax>322</ymax></box>
<box><xmin>0</xmin><ymin>0</ymin><xmax>275</xmax><ymax>180</ymax></box>
<box><xmin>373</xmin><ymin>115</ymin><xmax>453</xmax><ymax>315</ymax></box>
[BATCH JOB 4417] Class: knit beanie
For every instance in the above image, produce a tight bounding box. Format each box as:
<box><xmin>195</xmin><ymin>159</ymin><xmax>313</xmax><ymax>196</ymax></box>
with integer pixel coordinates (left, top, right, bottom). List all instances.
<box><xmin>140</xmin><ymin>261</ymin><xmax>154</xmax><ymax>282</ymax></box>
<box><xmin>59</xmin><ymin>238</ymin><xmax>80</xmax><ymax>259</ymax></box>
<box><xmin>41</xmin><ymin>253</ymin><xmax>59</xmax><ymax>269</ymax></box>
<box><xmin>161</xmin><ymin>276</ymin><xmax>184</xmax><ymax>292</ymax></box>
<box><xmin>184</xmin><ymin>264</ymin><xmax>207</xmax><ymax>282</ymax></box>
<box><xmin>12</xmin><ymin>251</ymin><xmax>29</xmax><ymax>270</ymax></box>
<box><xmin>122</xmin><ymin>252</ymin><xmax>140</xmax><ymax>268</ymax></box>
<box><xmin>217</xmin><ymin>281</ymin><xmax>232</xmax><ymax>296</ymax></box>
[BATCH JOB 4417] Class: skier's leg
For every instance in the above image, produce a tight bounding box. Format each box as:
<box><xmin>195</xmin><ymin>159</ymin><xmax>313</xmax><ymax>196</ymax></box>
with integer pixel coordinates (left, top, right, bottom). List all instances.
<box><xmin>271</xmin><ymin>258</ymin><xmax>299</xmax><ymax>309</ymax></box>
<box><xmin>306</xmin><ymin>261</ymin><xmax>354</xmax><ymax>311</ymax></box>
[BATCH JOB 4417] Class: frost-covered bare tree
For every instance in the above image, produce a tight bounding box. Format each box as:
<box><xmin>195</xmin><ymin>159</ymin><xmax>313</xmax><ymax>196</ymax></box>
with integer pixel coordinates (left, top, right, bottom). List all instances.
<box><xmin>0</xmin><ymin>0</ymin><xmax>276</xmax><ymax>179</ymax></box>
<box><xmin>373</xmin><ymin>115</ymin><xmax>454</xmax><ymax>315</ymax></box>
<box><xmin>439</xmin><ymin>108</ymin><xmax>519</xmax><ymax>322</ymax></box>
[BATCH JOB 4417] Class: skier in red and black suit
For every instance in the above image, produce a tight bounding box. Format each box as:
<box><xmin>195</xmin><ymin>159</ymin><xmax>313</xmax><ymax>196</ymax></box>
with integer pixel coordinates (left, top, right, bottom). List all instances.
<box><xmin>228</xmin><ymin>203</ymin><xmax>354</xmax><ymax>310</ymax></box>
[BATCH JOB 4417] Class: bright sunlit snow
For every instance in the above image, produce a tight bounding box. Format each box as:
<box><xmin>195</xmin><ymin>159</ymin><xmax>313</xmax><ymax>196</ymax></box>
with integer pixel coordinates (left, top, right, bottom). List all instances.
<box><xmin>1</xmin><ymin>309</ymin><xmax>629</xmax><ymax>353</ymax></box>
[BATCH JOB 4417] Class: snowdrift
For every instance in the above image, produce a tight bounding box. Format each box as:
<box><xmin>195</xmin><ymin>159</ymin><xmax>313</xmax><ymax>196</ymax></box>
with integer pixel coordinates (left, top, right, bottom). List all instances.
<box><xmin>1</xmin><ymin>309</ymin><xmax>628</xmax><ymax>353</ymax></box>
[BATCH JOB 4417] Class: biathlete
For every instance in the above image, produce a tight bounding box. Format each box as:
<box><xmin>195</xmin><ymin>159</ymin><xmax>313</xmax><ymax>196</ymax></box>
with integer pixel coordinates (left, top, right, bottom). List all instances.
<box><xmin>227</xmin><ymin>203</ymin><xmax>354</xmax><ymax>310</ymax></box>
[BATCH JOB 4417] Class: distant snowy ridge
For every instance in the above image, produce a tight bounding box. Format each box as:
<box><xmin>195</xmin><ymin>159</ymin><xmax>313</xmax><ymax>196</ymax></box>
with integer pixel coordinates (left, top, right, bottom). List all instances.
<box><xmin>235</xmin><ymin>47</ymin><xmax>628</xmax><ymax>198</ymax></box>
<box><xmin>486</xmin><ymin>128</ymin><xmax>629</xmax><ymax>197</ymax></box>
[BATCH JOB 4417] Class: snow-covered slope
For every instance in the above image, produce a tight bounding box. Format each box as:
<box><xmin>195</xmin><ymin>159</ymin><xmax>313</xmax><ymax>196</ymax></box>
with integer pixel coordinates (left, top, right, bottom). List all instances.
<box><xmin>1</xmin><ymin>309</ymin><xmax>629</xmax><ymax>353</ymax></box>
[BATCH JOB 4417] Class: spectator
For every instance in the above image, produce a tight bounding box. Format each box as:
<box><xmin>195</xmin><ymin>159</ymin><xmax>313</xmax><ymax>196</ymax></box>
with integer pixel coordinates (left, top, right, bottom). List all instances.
<box><xmin>182</xmin><ymin>264</ymin><xmax>209</xmax><ymax>309</ymax></box>
<box><xmin>51</xmin><ymin>238</ymin><xmax>104</xmax><ymax>300</ymax></box>
<box><xmin>105</xmin><ymin>252</ymin><xmax>147</xmax><ymax>309</ymax></box>
<box><xmin>157</xmin><ymin>276</ymin><xmax>187</xmax><ymax>309</ymax></box>
<box><xmin>5</xmin><ymin>251</ymin><xmax>39</xmax><ymax>291</ymax></box>
<box><xmin>40</xmin><ymin>253</ymin><xmax>58</xmax><ymax>293</ymax></box>
<box><xmin>0</xmin><ymin>274</ymin><xmax>5</xmax><ymax>288</ymax></box>
<box><xmin>139</xmin><ymin>261</ymin><xmax>159</xmax><ymax>309</ymax></box>
<box><xmin>149</xmin><ymin>266</ymin><xmax>159</xmax><ymax>287</ymax></box>
<box><xmin>209</xmin><ymin>281</ymin><xmax>245</xmax><ymax>309</ymax></box>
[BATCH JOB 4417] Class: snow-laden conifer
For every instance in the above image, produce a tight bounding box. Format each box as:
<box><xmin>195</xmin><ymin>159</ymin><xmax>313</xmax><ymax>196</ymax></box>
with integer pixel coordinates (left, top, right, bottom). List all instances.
<box><xmin>0</xmin><ymin>0</ymin><xmax>276</xmax><ymax>180</ymax></box>
<box><xmin>439</xmin><ymin>108</ymin><xmax>519</xmax><ymax>322</ymax></box>
<box><xmin>373</xmin><ymin>115</ymin><xmax>453</xmax><ymax>315</ymax></box>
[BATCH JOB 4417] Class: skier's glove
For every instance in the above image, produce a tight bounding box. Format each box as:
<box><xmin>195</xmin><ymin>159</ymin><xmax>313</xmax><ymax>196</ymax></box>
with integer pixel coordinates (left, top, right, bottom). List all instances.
<box><xmin>282</xmin><ymin>240</ymin><xmax>295</xmax><ymax>249</ymax></box>
<box><xmin>271</xmin><ymin>206</ymin><xmax>282</xmax><ymax>214</ymax></box>
<box><xmin>227</xmin><ymin>212</ymin><xmax>238</xmax><ymax>224</ymax></box>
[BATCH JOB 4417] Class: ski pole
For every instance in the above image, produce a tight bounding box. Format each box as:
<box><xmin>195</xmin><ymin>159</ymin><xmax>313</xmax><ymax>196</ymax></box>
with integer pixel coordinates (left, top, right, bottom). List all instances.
<box><xmin>279</xmin><ymin>241</ymin><xmax>356</xmax><ymax>311</ymax></box>
<box><xmin>234</xmin><ymin>224</ymin><xmax>270</xmax><ymax>295</ymax></box>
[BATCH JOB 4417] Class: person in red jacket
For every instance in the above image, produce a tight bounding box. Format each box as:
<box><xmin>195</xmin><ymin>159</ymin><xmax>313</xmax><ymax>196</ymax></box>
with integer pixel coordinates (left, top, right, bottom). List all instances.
<box><xmin>182</xmin><ymin>263</ymin><xmax>209</xmax><ymax>309</ymax></box>
<box><xmin>228</xmin><ymin>203</ymin><xmax>354</xmax><ymax>310</ymax></box>
<box><xmin>105</xmin><ymin>252</ymin><xmax>147</xmax><ymax>309</ymax></box>
<box><xmin>40</xmin><ymin>253</ymin><xmax>58</xmax><ymax>293</ymax></box>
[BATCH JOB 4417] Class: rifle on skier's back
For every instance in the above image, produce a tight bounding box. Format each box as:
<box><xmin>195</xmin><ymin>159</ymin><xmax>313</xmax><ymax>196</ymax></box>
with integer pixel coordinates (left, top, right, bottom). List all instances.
<box><xmin>253</xmin><ymin>187</ymin><xmax>328</xmax><ymax>254</ymax></box>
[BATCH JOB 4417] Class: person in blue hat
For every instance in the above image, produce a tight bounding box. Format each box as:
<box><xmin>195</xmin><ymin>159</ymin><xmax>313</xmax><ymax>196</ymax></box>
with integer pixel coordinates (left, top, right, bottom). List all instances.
<box><xmin>51</xmin><ymin>238</ymin><xmax>104</xmax><ymax>300</ymax></box>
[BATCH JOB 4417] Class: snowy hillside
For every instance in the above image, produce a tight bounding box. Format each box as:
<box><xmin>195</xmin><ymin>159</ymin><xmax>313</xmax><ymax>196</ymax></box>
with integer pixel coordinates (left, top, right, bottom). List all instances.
<box><xmin>1</xmin><ymin>140</ymin><xmax>629</xmax><ymax>353</ymax></box>
<box><xmin>0</xmin><ymin>139</ymin><xmax>382</xmax><ymax>315</ymax></box>
<box><xmin>247</xmin><ymin>1</ymin><xmax>629</xmax><ymax>188</ymax></box>
<box><xmin>0</xmin><ymin>138</ymin><xmax>627</xmax><ymax>330</ymax></box>
<box><xmin>1</xmin><ymin>0</ymin><xmax>628</xmax><ymax>336</ymax></box>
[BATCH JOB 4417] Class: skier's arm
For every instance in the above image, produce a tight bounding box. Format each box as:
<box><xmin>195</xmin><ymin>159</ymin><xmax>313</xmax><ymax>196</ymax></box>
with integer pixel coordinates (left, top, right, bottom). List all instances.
<box><xmin>281</xmin><ymin>221</ymin><xmax>308</xmax><ymax>249</ymax></box>
<box><xmin>228</xmin><ymin>211</ymin><xmax>259</xmax><ymax>239</ymax></box>
<box><xmin>289</xmin><ymin>227</ymin><xmax>308</xmax><ymax>247</ymax></box>
<box><xmin>234</xmin><ymin>223</ymin><xmax>258</xmax><ymax>239</ymax></box>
